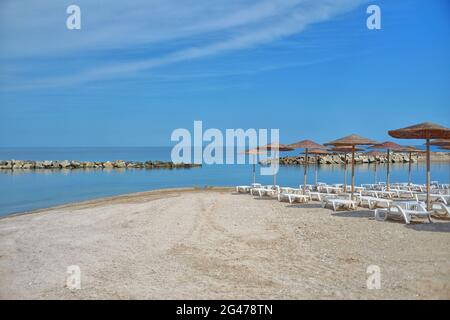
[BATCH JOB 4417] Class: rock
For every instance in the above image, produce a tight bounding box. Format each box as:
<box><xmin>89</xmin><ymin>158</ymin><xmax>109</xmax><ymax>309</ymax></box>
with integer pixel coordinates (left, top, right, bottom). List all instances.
<box><xmin>33</xmin><ymin>161</ymin><xmax>42</xmax><ymax>169</ymax></box>
<box><xmin>42</xmin><ymin>161</ymin><xmax>52</xmax><ymax>168</ymax></box>
<box><xmin>113</xmin><ymin>160</ymin><xmax>126</xmax><ymax>168</ymax></box>
<box><xmin>84</xmin><ymin>162</ymin><xmax>95</xmax><ymax>168</ymax></box>
<box><xmin>0</xmin><ymin>160</ymin><xmax>13</xmax><ymax>169</ymax></box>
<box><xmin>51</xmin><ymin>161</ymin><xmax>60</xmax><ymax>168</ymax></box>
<box><xmin>60</xmin><ymin>160</ymin><xmax>71</xmax><ymax>168</ymax></box>
<box><xmin>103</xmin><ymin>161</ymin><xmax>113</xmax><ymax>168</ymax></box>
<box><xmin>71</xmin><ymin>161</ymin><xmax>81</xmax><ymax>168</ymax></box>
<box><xmin>144</xmin><ymin>161</ymin><xmax>153</xmax><ymax>168</ymax></box>
<box><xmin>127</xmin><ymin>161</ymin><xmax>143</xmax><ymax>168</ymax></box>
<box><xmin>22</xmin><ymin>162</ymin><xmax>35</xmax><ymax>169</ymax></box>
<box><xmin>12</xmin><ymin>160</ymin><xmax>24</xmax><ymax>169</ymax></box>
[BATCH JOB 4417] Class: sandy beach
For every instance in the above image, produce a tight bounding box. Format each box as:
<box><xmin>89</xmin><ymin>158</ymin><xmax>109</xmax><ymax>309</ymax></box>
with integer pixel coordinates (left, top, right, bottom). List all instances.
<box><xmin>0</xmin><ymin>188</ymin><xmax>449</xmax><ymax>300</ymax></box>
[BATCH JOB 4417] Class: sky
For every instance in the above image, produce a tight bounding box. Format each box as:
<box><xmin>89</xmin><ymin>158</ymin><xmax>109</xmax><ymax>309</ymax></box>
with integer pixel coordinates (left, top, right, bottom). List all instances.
<box><xmin>0</xmin><ymin>0</ymin><xmax>449</xmax><ymax>147</ymax></box>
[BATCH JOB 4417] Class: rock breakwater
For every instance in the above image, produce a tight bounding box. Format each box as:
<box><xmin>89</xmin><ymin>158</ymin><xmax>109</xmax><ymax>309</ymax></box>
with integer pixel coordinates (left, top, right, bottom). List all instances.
<box><xmin>277</xmin><ymin>152</ymin><xmax>448</xmax><ymax>165</ymax></box>
<box><xmin>0</xmin><ymin>160</ymin><xmax>201</xmax><ymax>170</ymax></box>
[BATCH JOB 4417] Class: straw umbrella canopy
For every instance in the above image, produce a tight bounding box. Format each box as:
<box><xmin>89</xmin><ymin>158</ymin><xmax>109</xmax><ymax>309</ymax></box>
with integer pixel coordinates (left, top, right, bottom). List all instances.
<box><xmin>430</xmin><ymin>139</ymin><xmax>450</xmax><ymax>147</ymax></box>
<box><xmin>370</xmin><ymin>142</ymin><xmax>405</xmax><ymax>191</ymax></box>
<box><xmin>325</xmin><ymin>135</ymin><xmax>379</xmax><ymax>196</ymax></box>
<box><xmin>299</xmin><ymin>149</ymin><xmax>330</xmax><ymax>187</ymax></box>
<box><xmin>288</xmin><ymin>140</ymin><xmax>327</xmax><ymax>193</ymax></box>
<box><xmin>329</xmin><ymin>146</ymin><xmax>364</xmax><ymax>192</ymax></box>
<box><xmin>259</xmin><ymin>143</ymin><xmax>294</xmax><ymax>187</ymax></box>
<box><xmin>388</xmin><ymin>122</ymin><xmax>450</xmax><ymax>210</ymax></box>
<box><xmin>365</xmin><ymin>150</ymin><xmax>384</xmax><ymax>184</ymax></box>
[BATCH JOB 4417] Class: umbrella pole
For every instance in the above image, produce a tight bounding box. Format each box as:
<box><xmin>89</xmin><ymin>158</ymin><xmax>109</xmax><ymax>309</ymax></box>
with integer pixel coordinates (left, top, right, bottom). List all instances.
<box><xmin>303</xmin><ymin>148</ymin><xmax>308</xmax><ymax>194</ymax></box>
<box><xmin>314</xmin><ymin>159</ymin><xmax>318</xmax><ymax>187</ymax></box>
<box><xmin>386</xmin><ymin>149</ymin><xmax>391</xmax><ymax>191</ymax></box>
<box><xmin>408</xmin><ymin>152</ymin><xmax>412</xmax><ymax>186</ymax></box>
<box><xmin>374</xmin><ymin>161</ymin><xmax>378</xmax><ymax>184</ymax></box>
<box><xmin>343</xmin><ymin>153</ymin><xmax>347</xmax><ymax>193</ymax></box>
<box><xmin>351</xmin><ymin>146</ymin><xmax>355</xmax><ymax>198</ymax></box>
<box><xmin>273</xmin><ymin>156</ymin><xmax>276</xmax><ymax>189</ymax></box>
<box><xmin>426</xmin><ymin>139</ymin><xmax>431</xmax><ymax>211</ymax></box>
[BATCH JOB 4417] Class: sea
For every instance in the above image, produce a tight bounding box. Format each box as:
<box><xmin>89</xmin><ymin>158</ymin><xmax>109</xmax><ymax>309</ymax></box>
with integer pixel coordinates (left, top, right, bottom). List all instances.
<box><xmin>0</xmin><ymin>147</ymin><xmax>448</xmax><ymax>216</ymax></box>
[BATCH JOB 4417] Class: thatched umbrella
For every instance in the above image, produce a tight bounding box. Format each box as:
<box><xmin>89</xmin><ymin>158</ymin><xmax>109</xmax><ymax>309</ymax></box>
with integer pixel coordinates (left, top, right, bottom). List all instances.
<box><xmin>288</xmin><ymin>140</ymin><xmax>326</xmax><ymax>193</ymax></box>
<box><xmin>325</xmin><ymin>135</ymin><xmax>379</xmax><ymax>197</ymax></box>
<box><xmin>388</xmin><ymin>122</ymin><xmax>450</xmax><ymax>210</ymax></box>
<box><xmin>365</xmin><ymin>150</ymin><xmax>384</xmax><ymax>184</ymax></box>
<box><xmin>300</xmin><ymin>149</ymin><xmax>329</xmax><ymax>187</ymax></box>
<box><xmin>370</xmin><ymin>142</ymin><xmax>405</xmax><ymax>191</ymax></box>
<box><xmin>242</xmin><ymin>148</ymin><xmax>263</xmax><ymax>185</ymax></box>
<box><xmin>438</xmin><ymin>145</ymin><xmax>450</xmax><ymax>185</ymax></box>
<box><xmin>430</xmin><ymin>140</ymin><xmax>450</xmax><ymax>186</ymax></box>
<box><xmin>398</xmin><ymin>146</ymin><xmax>425</xmax><ymax>185</ymax></box>
<box><xmin>259</xmin><ymin>143</ymin><xmax>294</xmax><ymax>187</ymax></box>
<box><xmin>330</xmin><ymin>146</ymin><xmax>364</xmax><ymax>192</ymax></box>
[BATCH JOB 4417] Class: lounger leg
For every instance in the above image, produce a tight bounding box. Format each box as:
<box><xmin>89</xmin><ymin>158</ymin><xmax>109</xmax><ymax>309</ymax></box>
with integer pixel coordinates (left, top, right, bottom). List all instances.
<box><xmin>403</xmin><ymin>213</ymin><xmax>411</xmax><ymax>225</ymax></box>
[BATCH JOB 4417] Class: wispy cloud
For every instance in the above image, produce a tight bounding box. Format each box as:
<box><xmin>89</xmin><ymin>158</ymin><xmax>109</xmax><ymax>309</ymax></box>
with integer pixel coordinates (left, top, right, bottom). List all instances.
<box><xmin>0</xmin><ymin>0</ymin><xmax>366</xmax><ymax>89</ymax></box>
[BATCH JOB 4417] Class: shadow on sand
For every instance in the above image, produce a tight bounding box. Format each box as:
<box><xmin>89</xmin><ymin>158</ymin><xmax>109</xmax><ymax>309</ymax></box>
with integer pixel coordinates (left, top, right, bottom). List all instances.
<box><xmin>331</xmin><ymin>210</ymin><xmax>374</xmax><ymax>219</ymax></box>
<box><xmin>286</xmin><ymin>203</ymin><xmax>324</xmax><ymax>209</ymax></box>
<box><xmin>231</xmin><ymin>192</ymin><xmax>251</xmax><ymax>196</ymax></box>
<box><xmin>405</xmin><ymin>222</ymin><xmax>450</xmax><ymax>233</ymax></box>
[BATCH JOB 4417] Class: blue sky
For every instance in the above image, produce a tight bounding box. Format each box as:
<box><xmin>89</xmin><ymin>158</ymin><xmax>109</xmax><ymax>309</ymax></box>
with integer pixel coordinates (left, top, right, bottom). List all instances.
<box><xmin>0</xmin><ymin>0</ymin><xmax>449</xmax><ymax>147</ymax></box>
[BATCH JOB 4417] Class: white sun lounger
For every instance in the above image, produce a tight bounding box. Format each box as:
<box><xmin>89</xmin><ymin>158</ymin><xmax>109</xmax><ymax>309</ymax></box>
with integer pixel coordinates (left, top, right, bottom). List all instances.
<box><xmin>415</xmin><ymin>193</ymin><xmax>450</xmax><ymax>205</ymax></box>
<box><xmin>251</xmin><ymin>186</ymin><xmax>279</xmax><ymax>198</ymax></box>
<box><xmin>319</xmin><ymin>185</ymin><xmax>343</xmax><ymax>194</ymax></box>
<box><xmin>376</xmin><ymin>190</ymin><xmax>397</xmax><ymax>199</ymax></box>
<box><xmin>306</xmin><ymin>191</ymin><xmax>329</xmax><ymax>202</ymax></box>
<box><xmin>374</xmin><ymin>201</ymin><xmax>432</xmax><ymax>224</ymax></box>
<box><xmin>236</xmin><ymin>186</ymin><xmax>251</xmax><ymax>193</ymax></box>
<box><xmin>236</xmin><ymin>183</ymin><xmax>262</xmax><ymax>193</ymax></box>
<box><xmin>431</xmin><ymin>202</ymin><xmax>450</xmax><ymax>216</ymax></box>
<box><xmin>356</xmin><ymin>195</ymin><xmax>392</xmax><ymax>209</ymax></box>
<box><xmin>390</xmin><ymin>189</ymin><xmax>416</xmax><ymax>199</ymax></box>
<box><xmin>321</xmin><ymin>194</ymin><xmax>357</xmax><ymax>212</ymax></box>
<box><xmin>278</xmin><ymin>192</ymin><xmax>311</xmax><ymax>204</ymax></box>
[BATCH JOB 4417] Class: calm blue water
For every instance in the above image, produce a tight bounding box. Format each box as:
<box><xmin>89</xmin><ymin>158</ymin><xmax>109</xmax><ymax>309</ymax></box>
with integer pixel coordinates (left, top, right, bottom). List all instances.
<box><xmin>0</xmin><ymin>147</ymin><xmax>449</xmax><ymax>216</ymax></box>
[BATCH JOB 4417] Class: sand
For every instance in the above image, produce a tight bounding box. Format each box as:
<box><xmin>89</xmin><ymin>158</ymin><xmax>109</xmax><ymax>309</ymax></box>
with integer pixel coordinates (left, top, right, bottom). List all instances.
<box><xmin>0</xmin><ymin>188</ymin><xmax>449</xmax><ymax>300</ymax></box>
